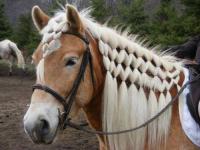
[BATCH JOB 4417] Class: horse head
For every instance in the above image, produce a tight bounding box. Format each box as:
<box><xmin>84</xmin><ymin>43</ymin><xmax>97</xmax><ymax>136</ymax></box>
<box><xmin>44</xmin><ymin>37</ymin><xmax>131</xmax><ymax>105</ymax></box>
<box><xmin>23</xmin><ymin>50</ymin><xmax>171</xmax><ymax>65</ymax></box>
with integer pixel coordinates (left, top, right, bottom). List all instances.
<box><xmin>23</xmin><ymin>4</ymin><xmax>104</xmax><ymax>144</ymax></box>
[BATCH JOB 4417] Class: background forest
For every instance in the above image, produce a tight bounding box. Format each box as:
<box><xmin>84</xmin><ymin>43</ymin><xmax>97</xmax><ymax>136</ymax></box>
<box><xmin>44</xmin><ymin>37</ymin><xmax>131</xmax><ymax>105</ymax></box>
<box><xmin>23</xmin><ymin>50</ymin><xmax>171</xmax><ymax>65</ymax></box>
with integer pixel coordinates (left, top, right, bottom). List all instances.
<box><xmin>0</xmin><ymin>0</ymin><xmax>199</xmax><ymax>56</ymax></box>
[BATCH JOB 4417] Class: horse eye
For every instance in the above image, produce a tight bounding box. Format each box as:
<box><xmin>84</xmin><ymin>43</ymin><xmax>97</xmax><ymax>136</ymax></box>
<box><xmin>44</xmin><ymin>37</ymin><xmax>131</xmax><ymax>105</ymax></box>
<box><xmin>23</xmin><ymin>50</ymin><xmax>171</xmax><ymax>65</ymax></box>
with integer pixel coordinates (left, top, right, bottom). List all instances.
<box><xmin>65</xmin><ymin>58</ymin><xmax>77</xmax><ymax>67</ymax></box>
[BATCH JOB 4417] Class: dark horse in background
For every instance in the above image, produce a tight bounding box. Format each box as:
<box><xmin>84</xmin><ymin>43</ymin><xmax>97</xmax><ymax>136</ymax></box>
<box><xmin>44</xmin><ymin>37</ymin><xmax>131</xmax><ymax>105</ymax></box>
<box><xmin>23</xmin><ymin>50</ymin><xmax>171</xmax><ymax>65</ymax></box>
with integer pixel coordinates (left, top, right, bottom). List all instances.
<box><xmin>165</xmin><ymin>35</ymin><xmax>200</xmax><ymax>63</ymax></box>
<box><xmin>166</xmin><ymin>35</ymin><xmax>200</xmax><ymax>127</ymax></box>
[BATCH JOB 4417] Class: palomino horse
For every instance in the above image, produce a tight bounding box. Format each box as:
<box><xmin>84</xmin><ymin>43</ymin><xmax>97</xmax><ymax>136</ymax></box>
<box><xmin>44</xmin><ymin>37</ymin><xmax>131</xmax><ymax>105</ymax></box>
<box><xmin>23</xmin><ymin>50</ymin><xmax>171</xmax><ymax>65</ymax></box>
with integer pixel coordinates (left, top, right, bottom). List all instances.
<box><xmin>0</xmin><ymin>39</ymin><xmax>25</xmax><ymax>75</ymax></box>
<box><xmin>23</xmin><ymin>4</ymin><xmax>200</xmax><ymax>150</ymax></box>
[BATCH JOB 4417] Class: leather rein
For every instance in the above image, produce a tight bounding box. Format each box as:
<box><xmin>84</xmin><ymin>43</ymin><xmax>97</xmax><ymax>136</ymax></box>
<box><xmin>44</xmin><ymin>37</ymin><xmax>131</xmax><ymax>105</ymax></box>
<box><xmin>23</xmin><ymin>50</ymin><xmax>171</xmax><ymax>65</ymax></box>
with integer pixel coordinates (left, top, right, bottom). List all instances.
<box><xmin>32</xmin><ymin>31</ymin><xmax>200</xmax><ymax>135</ymax></box>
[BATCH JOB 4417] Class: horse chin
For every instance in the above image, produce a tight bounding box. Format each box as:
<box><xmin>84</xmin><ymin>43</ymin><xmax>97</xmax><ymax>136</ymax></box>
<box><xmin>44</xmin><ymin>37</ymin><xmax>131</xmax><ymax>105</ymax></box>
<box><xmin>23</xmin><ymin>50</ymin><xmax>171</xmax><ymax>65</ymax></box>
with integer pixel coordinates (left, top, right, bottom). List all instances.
<box><xmin>41</xmin><ymin>129</ymin><xmax>58</xmax><ymax>145</ymax></box>
<box><xmin>26</xmin><ymin>125</ymin><xmax>58</xmax><ymax>145</ymax></box>
<box><xmin>31</xmin><ymin>137</ymin><xmax>54</xmax><ymax>145</ymax></box>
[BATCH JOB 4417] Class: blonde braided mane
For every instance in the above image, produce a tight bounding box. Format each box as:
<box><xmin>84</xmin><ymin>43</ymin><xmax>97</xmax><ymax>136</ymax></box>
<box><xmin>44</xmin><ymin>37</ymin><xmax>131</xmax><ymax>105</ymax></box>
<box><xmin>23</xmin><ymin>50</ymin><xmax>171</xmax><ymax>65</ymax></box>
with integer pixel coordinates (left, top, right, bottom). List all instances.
<box><xmin>40</xmin><ymin>8</ymin><xmax>185</xmax><ymax>150</ymax></box>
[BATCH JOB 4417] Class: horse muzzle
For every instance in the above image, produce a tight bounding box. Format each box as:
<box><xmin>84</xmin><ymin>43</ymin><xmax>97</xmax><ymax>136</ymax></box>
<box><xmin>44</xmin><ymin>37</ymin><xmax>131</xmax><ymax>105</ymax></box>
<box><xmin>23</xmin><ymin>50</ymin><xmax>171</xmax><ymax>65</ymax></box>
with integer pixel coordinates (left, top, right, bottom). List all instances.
<box><xmin>24</xmin><ymin>117</ymin><xmax>57</xmax><ymax>144</ymax></box>
<box><xmin>23</xmin><ymin>102</ymin><xmax>59</xmax><ymax>144</ymax></box>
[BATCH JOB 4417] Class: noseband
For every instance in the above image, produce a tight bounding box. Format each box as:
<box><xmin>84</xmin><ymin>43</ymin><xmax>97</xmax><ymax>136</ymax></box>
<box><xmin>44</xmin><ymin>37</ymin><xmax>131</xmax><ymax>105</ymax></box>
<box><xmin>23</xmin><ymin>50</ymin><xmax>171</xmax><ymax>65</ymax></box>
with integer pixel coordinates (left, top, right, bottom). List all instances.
<box><xmin>32</xmin><ymin>31</ymin><xmax>95</xmax><ymax>129</ymax></box>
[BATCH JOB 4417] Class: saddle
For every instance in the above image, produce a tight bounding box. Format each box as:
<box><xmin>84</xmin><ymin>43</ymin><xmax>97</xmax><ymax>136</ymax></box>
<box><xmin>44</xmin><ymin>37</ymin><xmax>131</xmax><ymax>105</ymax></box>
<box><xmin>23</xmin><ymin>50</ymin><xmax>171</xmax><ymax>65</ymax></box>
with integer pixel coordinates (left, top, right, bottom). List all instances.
<box><xmin>186</xmin><ymin>64</ymin><xmax>200</xmax><ymax>127</ymax></box>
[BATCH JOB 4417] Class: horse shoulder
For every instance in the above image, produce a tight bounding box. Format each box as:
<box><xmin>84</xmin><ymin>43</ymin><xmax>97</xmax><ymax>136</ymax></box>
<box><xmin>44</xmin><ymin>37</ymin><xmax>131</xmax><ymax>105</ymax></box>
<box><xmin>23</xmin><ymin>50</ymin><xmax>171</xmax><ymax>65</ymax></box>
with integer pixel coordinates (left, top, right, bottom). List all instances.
<box><xmin>166</xmin><ymin>71</ymin><xmax>199</xmax><ymax>149</ymax></box>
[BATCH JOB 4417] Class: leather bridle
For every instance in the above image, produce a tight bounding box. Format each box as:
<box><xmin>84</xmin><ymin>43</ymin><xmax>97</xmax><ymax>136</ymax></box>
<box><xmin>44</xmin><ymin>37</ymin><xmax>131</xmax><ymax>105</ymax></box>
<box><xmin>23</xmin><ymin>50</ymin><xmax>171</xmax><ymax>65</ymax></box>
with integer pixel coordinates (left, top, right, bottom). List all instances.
<box><xmin>32</xmin><ymin>31</ymin><xmax>200</xmax><ymax>135</ymax></box>
<box><xmin>32</xmin><ymin>31</ymin><xmax>95</xmax><ymax>130</ymax></box>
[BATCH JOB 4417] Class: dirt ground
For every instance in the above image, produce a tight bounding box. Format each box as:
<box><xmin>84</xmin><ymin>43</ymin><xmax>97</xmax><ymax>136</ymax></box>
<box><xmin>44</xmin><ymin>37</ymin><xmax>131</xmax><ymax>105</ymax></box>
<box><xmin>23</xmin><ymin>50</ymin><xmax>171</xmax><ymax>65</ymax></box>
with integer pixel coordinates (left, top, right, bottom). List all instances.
<box><xmin>0</xmin><ymin>65</ymin><xmax>98</xmax><ymax>150</ymax></box>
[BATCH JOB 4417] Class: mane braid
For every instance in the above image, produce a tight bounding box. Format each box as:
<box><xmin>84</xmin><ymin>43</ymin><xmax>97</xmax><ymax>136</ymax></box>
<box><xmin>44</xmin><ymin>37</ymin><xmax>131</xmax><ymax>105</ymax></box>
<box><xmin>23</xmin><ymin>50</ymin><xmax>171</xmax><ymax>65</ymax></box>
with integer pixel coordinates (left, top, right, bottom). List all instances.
<box><xmin>41</xmin><ymin>8</ymin><xmax>185</xmax><ymax>150</ymax></box>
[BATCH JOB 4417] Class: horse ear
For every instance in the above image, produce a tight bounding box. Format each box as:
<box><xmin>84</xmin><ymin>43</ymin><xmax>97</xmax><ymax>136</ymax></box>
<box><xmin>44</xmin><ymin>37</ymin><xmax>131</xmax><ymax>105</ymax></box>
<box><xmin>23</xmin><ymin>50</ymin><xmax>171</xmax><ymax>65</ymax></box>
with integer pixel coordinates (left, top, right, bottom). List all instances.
<box><xmin>32</xmin><ymin>6</ymin><xmax>49</xmax><ymax>31</ymax></box>
<box><xmin>66</xmin><ymin>4</ymin><xmax>84</xmax><ymax>33</ymax></box>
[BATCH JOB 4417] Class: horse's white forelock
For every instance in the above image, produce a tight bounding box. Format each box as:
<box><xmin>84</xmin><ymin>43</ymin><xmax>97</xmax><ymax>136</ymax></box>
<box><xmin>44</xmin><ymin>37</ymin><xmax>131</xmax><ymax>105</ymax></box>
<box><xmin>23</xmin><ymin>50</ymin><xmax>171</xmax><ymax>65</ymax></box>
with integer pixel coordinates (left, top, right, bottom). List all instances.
<box><xmin>38</xmin><ymin>7</ymin><xmax>185</xmax><ymax>149</ymax></box>
<box><xmin>37</xmin><ymin>58</ymin><xmax>45</xmax><ymax>83</ymax></box>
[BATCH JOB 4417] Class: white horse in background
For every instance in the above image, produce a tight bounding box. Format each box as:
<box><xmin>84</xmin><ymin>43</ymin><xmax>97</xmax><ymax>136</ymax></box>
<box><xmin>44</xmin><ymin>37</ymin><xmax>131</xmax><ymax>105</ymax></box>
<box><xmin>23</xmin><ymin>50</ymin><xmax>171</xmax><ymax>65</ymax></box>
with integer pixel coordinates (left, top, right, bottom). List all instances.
<box><xmin>0</xmin><ymin>39</ymin><xmax>25</xmax><ymax>75</ymax></box>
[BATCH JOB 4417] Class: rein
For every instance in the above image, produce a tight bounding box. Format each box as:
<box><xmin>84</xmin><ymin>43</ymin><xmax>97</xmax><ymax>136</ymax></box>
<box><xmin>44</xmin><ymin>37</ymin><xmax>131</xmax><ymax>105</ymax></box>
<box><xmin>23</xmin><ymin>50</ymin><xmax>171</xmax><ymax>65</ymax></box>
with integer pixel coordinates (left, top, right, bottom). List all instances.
<box><xmin>65</xmin><ymin>73</ymin><xmax>200</xmax><ymax>135</ymax></box>
<box><xmin>32</xmin><ymin>32</ymin><xmax>200</xmax><ymax>135</ymax></box>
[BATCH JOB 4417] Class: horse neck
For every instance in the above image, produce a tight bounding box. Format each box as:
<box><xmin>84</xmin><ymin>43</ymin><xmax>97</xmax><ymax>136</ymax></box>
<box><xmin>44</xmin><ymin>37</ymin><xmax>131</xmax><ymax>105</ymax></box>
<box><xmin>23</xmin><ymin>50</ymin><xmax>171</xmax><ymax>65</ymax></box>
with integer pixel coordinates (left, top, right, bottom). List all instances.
<box><xmin>94</xmin><ymin>28</ymin><xmax>185</xmax><ymax>149</ymax></box>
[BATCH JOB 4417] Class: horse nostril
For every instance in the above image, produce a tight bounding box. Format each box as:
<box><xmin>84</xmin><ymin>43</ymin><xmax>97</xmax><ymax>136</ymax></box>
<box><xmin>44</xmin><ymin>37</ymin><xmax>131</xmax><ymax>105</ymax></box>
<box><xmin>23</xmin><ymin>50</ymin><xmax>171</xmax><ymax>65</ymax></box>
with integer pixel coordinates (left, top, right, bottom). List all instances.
<box><xmin>39</xmin><ymin>119</ymin><xmax>50</xmax><ymax>136</ymax></box>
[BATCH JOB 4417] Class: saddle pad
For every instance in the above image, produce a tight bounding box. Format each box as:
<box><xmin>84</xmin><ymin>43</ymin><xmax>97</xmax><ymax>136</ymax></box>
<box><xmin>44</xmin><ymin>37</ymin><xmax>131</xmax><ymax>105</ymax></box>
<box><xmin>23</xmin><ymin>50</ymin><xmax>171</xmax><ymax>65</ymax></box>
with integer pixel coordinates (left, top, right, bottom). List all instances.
<box><xmin>179</xmin><ymin>68</ymin><xmax>200</xmax><ymax>147</ymax></box>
